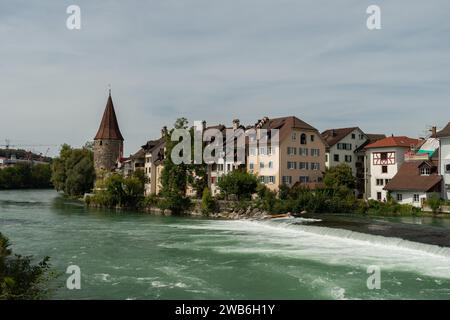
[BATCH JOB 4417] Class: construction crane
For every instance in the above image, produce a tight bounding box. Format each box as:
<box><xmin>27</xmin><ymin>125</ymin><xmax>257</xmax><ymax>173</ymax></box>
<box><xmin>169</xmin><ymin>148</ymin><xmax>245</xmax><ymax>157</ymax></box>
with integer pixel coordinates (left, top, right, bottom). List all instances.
<box><xmin>0</xmin><ymin>139</ymin><xmax>56</xmax><ymax>159</ymax></box>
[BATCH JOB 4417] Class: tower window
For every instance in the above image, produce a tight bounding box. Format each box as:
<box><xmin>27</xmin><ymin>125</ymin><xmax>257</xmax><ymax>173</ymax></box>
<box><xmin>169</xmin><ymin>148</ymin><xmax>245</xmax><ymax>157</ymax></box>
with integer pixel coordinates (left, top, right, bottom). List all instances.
<box><xmin>99</xmin><ymin>141</ymin><xmax>103</xmax><ymax>146</ymax></box>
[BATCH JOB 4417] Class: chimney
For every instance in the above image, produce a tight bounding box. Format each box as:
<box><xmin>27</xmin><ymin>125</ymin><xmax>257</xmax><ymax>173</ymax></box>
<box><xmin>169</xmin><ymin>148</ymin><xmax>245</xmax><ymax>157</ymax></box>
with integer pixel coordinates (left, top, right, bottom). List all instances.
<box><xmin>232</xmin><ymin>119</ymin><xmax>240</xmax><ymax>130</ymax></box>
<box><xmin>161</xmin><ymin>126</ymin><xmax>168</xmax><ymax>137</ymax></box>
<box><xmin>431</xmin><ymin>126</ymin><xmax>437</xmax><ymax>137</ymax></box>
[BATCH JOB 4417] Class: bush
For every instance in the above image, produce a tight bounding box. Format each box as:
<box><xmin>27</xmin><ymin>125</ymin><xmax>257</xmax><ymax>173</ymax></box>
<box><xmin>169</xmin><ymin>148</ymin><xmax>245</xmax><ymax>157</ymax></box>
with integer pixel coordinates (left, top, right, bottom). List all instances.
<box><xmin>201</xmin><ymin>188</ymin><xmax>217</xmax><ymax>216</ymax></box>
<box><xmin>217</xmin><ymin>170</ymin><xmax>258</xmax><ymax>200</ymax></box>
<box><xmin>0</xmin><ymin>233</ymin><xmax>55</xmax><ymax>300</ymax></box>
<box><xmin>427</xmin><ymin>193</ymin><xmax>442</xmax><ymax>214</ymax></box>
<box><xmin>90</xmin><ymin>171</ymin><xmax>145</xmax><ymax>208</ymax></box>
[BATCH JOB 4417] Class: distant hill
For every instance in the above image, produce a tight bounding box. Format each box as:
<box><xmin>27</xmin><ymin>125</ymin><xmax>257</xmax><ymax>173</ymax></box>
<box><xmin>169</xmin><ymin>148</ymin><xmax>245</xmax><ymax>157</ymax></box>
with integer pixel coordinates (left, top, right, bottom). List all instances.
<box><xmin>0</xmin><ymin>148</ymin><xmax>52</xmax><ymax>163</ymax></box>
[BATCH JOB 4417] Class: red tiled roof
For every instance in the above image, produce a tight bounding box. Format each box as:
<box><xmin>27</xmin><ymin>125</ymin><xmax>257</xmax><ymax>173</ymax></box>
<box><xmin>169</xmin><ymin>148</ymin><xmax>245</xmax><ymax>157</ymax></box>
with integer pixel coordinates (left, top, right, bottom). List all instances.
<box><xmin>384</xmin><ymin>161</ymin><xmax>441</xmax><ymax>192</ymax></box>
<box><xmin>364</xmin><ymin>136</ymin><xmax>420</xmax><ymax>149</ymax></box>
<box><xmin>94</xmin><ymin>94</ymin><xmax>124</xmax><ymax>141</ymax></box>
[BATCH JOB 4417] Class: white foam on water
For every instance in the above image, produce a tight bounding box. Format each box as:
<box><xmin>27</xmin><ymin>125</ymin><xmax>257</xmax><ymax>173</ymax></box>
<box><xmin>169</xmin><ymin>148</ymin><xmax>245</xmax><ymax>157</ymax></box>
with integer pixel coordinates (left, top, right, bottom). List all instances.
<box><xmin>169</xmin><ymin>218</ymin><xmax>450</xmax><ymax>280</ymax></box>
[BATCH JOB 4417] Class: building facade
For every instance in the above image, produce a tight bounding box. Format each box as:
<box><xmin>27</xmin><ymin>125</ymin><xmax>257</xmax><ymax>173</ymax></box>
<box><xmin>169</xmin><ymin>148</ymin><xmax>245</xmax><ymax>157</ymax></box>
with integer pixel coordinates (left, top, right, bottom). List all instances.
<box><xmin>247</xmin><ymin>116</ymin><xmax>326</xmax><ymax>192</ymax></box>
<box><xmin>321</xmin><ymin>127</ymin><xmax>368</xmax><ymax>176</ymax></box>
<box><xmin>364</xmin><ymin>136</ymin><xmax>420</xmax><ymax>201</ymax></box>
<box><xmin>437</xmin><ymin>122</ymin><xmax>450</xmax><ymax>200</ymax></box>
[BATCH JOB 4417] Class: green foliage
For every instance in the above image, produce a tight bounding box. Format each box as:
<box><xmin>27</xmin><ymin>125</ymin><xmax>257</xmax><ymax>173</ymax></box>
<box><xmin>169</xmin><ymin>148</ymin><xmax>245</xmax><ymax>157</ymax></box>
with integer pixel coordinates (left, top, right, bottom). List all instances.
<box><xmin>278</xmin><ymin>184</ymin><xmax>290</xmax><ymax>200</ymax></box>
<box><xmin>158</xmin><ymin>118</ymin><xmax>195</xmax><ymax>214</ymax></box>
<box><xmin>427</xmin><ymin>193</ymin><xmax>442</xmax><ymax>214</ymax></box>
<box><xmin>217</xmin><ymin>170</ymin><xmax>258</xmax><ymax>200</ymax></box>
<box><xmin>257</xmin><ymin>184</ymin><xmax>277</xmax><ymax>212</ymax></box>
<box><xmin>0</xmin><ymin>233</ymin><xmax>54</xmax><ymax>300</ymax></box>
<box><xmin>201</xmin><ymin>188</ymin><xmax>217</xmax><ymax>215</ymax></box>
<box><xmin>51</xmin><ymin>144</ymin><xmax>95</xmax><ymax>197</ymax></box>
<box><xmin>0</xmin><ymin>163</ymin><xmax>52</xmax><ymax>190</ymax></box>
<box><xmin>323</xmin><ymin>164</ymin><xmax>356</xmax><ymax>191</ymax></box>
<box><xmin>91</xmin><ymin>171</ymin><xmax>145</xmax><ymax>208</ymax></box>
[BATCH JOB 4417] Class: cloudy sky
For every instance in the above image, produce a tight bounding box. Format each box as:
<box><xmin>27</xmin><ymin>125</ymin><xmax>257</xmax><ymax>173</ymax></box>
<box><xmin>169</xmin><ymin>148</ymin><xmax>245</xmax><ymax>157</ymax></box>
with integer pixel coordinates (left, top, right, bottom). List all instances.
<box><xmin>1</xmin><ymin>0</ymin><xmax>449</xmax><ymax>156</ymax></box>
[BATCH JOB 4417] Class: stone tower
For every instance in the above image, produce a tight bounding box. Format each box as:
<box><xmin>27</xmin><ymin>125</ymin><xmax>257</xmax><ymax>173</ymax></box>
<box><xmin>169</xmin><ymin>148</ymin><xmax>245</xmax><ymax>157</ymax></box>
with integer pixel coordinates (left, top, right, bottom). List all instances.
<box><xmin>93</xmin><ymin>91</ymin><xmax>124</xmax><ymax>173</ymax></box>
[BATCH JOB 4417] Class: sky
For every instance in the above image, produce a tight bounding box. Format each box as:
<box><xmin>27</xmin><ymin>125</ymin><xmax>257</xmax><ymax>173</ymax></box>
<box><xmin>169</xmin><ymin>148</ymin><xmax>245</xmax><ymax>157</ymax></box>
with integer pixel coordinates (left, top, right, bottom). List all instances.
<box><xmin>1</xmin><ymin>0</ymin><xmax>449</xmax><ymax>157</ymax></box>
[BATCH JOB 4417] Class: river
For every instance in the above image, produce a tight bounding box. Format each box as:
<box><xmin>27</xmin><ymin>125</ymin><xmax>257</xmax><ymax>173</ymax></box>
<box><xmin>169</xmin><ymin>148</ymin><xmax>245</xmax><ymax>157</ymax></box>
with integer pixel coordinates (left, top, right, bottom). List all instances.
<box><xmin>1</xmin><ymin>189</ymin><xmax>450</xmax><ymax>299</ymax></box>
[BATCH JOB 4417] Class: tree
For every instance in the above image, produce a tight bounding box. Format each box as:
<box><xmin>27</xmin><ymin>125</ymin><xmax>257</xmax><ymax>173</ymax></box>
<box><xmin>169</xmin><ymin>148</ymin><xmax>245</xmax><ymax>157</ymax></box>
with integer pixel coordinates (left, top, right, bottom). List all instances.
<box><xmin>0</xmin><ymin>163</ymin><xmax>52</xmax><ymax>190</ymax></box>
<box><xmin>159</xmin><ymin>118</ymin><xmax>193</xmax><ymax>214</ymax></box>
<box><xmin>51</xmin><ymin>144</ymin><xmax>95</xmax><ymax>197</ymax></box>
<box><xmin>201</xmin><ymin>187</ymin><xmax>217</xmax><ymax>215</ymax></box>
<box><xmin>323</xmin><ymin>164</ymin><xmax>356</xmax><ymax>192</ymax></box>
<box><xmin>217</xmin><ymin>170</ymin><xmax>258</xmax><ymax>200</ymax></box>
<box><xmin>92</xmin><ymin>170</ymin><xmax>145</xmax><ymax>208</ymax></box>
<box><xmin>0</xmin><ymin>233</ymin><xmax>54</xmax><ymax>300</ymax></box>
<box><xmin>427</xmin><ymin>193</ymin><xmax>441</xmax><ymax>214</ymax></box>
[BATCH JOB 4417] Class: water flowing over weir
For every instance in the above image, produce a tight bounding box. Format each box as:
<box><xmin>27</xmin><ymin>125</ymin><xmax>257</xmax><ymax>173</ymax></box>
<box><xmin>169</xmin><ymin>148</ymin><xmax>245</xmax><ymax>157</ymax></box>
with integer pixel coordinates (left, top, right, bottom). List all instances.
<box><xmin>167</xmin><ymin>217</ymin><xmax>450</xmax><ymax>280</ymax></box>
<box><xmin>2</xmin><ymin>190</ymin><xmax>450</xmax><ymax>299</ymax></box>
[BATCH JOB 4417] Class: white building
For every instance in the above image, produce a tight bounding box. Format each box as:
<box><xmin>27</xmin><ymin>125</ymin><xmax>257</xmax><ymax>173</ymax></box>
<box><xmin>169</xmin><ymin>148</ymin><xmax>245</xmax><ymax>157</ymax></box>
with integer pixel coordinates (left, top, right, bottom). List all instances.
<box><xmin>364</xmin><ymin>136</ymin><xmax>420</xmax><ymax>201</ymax></box>
<box><xmin>321</xmin><ymin>127</ymin><xmax>369</xmax><ymax>176</ymax></box>
<box><xmin>437</xmin><ymin>122</ymin><xmax>450</xmax><ymax>200</ymax></box>
<box><xmin>384</xmin><ymin>160</ymin><xmax>441</xmax><ymax>208</ymax></box>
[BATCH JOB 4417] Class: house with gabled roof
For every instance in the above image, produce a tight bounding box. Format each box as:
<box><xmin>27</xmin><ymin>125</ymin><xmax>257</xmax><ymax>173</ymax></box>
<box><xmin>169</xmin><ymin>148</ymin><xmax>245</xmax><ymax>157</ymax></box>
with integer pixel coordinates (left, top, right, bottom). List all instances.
<box><xmin>384</xmin><ymin>160</ymin><xmax>441</xmax><ymax>207</ymax></box>
<box><xmin>364</xmin><ymin>135</ymin><xmax>422</xmax><ymax>202</ymax></box>
<box><xmin>247</xmin><ymin>116</ymin><xmax>327</xmax><ymax>192</ymax></box>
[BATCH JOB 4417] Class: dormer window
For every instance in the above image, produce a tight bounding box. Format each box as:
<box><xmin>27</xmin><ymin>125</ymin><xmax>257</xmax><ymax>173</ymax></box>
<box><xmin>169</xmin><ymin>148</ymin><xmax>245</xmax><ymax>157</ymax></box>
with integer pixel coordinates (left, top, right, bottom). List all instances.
<box><xmin>420</xmin><ymin>167</ymin><xmax>431</xmax><ymax>176</ymax></box>
<box><xmin>300</xmin><ymin>134</ymin><xmax>307</xmax><ymax>145</ymax></box>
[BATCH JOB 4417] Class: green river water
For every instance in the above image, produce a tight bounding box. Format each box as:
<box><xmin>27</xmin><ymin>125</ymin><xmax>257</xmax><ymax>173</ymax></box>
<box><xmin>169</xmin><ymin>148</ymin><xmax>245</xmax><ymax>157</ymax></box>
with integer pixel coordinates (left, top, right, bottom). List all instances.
<box><xmin>1</xmin><ymin>189</ymin><xmax>450</xmax><ymax>300</ymax></box>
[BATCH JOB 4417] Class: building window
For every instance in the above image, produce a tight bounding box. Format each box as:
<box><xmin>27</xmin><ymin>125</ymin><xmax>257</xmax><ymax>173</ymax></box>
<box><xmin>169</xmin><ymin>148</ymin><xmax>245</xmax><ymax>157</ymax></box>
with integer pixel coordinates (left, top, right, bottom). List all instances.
<box><xmin>260</xmin><ymin>162</ymin><xmax>265</xmax><ymax>169</ymax></box>
<box><xmin>385</xmin><ymin>179</ymin><xmax>390</xmax><ymax>185</ymax></box>
<box><xmin>380</xmin><ymin>152</ymin><xmax>388</xmax><ymax>160</ymax></box>
<box><xmin>267</xmin><ymin>147</ymin><xmax>273</xmax><ymax>155</ymax></box>
<box><xmin>310</xmin><ymin>135</ymin><xmax>315</xmax><ymax>142</ymax></box>
<box><xmin>413</xmin><ymin>194</ymin><xmax>420</xmax><ymax>202</ymax></box>
<box><xmin>382</xmin><ymin>166</ymin><xmax>388</xmax><ymax>173</ymax></box>
<box><xmin>345</xmin><ymin>155</ymin><xmax>352</xmax><ymax>162</ymax></box>
<box><xmin>420</xmin><ymin>167</ymin><xmax>431</xmax><ymax>175</ymax></box>
<box><xmin>397</xmin><ymin>194</ymin><xmax>403</xmax><ymax>201</ymax></box>
<box><xmin>287</xmin><ymin>147</ymin><xmax>297</xmax><ymax>155</ymax></box>
<box><xmin>351</xmin><ymin>133</ymin><xmax>356</xmax><ymax>139</ymax></box>
<box><xmin>250</xmin><ymin>148</ymin><xmax>257</xmax><ymax>156</ymax></box>
<box><xmin>249</xmin><ymin>163</ymin><xmax>254</xmax><ymax>170</ymax></box>
<box><xmin>259</xmin><ymin>147</ymin><xmax>266</xmax><ymax>155</ymax></box>
<box><xmin>268</xmin><ymin>161</ymin><xmax>273</xmax><ymax>169</ymax></box>
<box><xmin>299</xmin><ymin>162</ymin><xmax>309</xmax><ymax>170</ymax></box>
<box><xmin>292</xmin><ymin>133</ymin><xmax>297</xmax><ymax>141</ymax></box>
<box><xmin>325</xmin><ymin>154</ymin><xmax>328</xmax><ymax>162</ymax></box>
<box><xmin>299</xmin><ymin>148</ymin><xmax>308</xmax><ymax>156</ymax></box>
<box><xmin>287</xmin><ymin>161</ymin><xmax>297</xmax><ymax>170</ymax></box>
<box><xmin>311</xmin><ymin>149</ymin><xmax>320</xmax><ymax>157</ymax></box>
<box><xmin>299</xmin><ymin>176</ymin><xmax>309</xmax><ymax>183</ymax></box>
<box><xmin>377</xmin><ymin>192</ymin><xmax>382</xmax><ymax>201</ymax></box>
<box><xmin>376</xmin><ymin>179</ymin><xmax>384</xmax><ymax>186</ymax></box>
<box><xmin>334</xmin><ymin>154</ymin><xmax>339</xmax><ymax>162</ymax></box>
<box><xmin>268</xmin><ymin>176</ymin><xmax>275</xmax><ymax>184</ymax></box>
<box><xmin>282</xmin><ymin>176</ymin><xmax>292</xmax><ymax>185</ymax></box>
<box><xmin>311</xmin><ymin>163</ymin><xmax>320</xmax><ymax>170</ymax></box>
<box><xmin>359</xmin><ymin>134</ymin><xmax>364</xmax><ymax>140</ymax></box>
<box><xmin>300</xmin><ymin>134</ymin><xmax>307</xmax><ymax>145</ymax></box>
<box><xmin>337</xmin><ymin>143</ymin><xmax>352</xmax><ymax>150</ymax></box>
<box><xmin>446</xmin><ymin>164</ymin><xmax>450</xmax><ymax>172</ymax></box>
<box><xmin>227</xmin><ymin>164</ymin><xmax>231</xmax><ymax>172</ymax></box>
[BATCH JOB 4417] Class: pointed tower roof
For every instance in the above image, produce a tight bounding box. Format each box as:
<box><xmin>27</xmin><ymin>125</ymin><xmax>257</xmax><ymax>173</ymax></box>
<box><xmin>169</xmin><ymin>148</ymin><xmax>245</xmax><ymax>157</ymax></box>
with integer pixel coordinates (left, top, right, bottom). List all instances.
<box><xmin>94</xmin><ymin>92</ymin><xmax>124</xmax><ymax>141</ymax></box>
